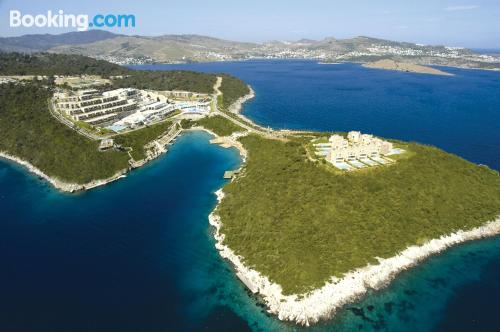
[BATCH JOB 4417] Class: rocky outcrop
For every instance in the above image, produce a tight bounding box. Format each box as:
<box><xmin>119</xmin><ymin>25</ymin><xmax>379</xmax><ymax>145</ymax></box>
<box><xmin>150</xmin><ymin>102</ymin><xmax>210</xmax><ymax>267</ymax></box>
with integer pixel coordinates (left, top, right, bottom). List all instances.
<box><xmin>0</xmin><ymin>152</ymin><xmax>127</xmax><ymax>192</ymax></box>
<box><xmin>210</xmin><ymin>187</ymin><xmax>500</xmax><ymax>326</ymax></box>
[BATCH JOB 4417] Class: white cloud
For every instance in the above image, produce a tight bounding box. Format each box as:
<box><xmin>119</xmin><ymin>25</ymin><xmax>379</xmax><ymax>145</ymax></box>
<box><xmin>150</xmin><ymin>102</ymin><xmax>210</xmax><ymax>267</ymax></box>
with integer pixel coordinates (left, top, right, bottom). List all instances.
<box><xmin>445</xmin><ymin>5</ymin><xmax>479</xmax><ymax>11</ymax></box>
<box><xmin>422</xmin><ymin>17</ymin><xmax>441</xmax><ymax>22</ymax></box>
<box><xmin>394</xmin><ymin>25</ymin><xmax>409</xmax><ymax>30</ymax></box>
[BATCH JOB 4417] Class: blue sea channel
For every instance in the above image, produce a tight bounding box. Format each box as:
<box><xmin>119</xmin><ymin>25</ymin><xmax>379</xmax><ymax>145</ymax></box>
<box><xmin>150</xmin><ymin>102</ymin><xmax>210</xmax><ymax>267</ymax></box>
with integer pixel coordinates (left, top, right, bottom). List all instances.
<box><xmin>1</xmin><ymin>60</ymin><xmax>499</xmax><ymax>331</ymax></box>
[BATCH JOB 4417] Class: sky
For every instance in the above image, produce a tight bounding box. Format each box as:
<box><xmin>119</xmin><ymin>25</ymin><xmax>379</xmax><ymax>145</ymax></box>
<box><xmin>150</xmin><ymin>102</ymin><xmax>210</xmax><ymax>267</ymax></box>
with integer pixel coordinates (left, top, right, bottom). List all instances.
<box><xmin>0</xmin><ymin>0</ymin><xmax>499</xmax><ymax>48</ymax></box>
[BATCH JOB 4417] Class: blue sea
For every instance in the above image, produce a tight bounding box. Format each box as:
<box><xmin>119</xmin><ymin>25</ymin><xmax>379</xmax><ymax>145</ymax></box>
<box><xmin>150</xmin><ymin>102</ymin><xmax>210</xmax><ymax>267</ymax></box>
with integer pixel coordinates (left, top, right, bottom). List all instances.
<box><xmin>1</xmin><ymin>61</ymin><xmax>500</xmax><ymax>331</ymax></box>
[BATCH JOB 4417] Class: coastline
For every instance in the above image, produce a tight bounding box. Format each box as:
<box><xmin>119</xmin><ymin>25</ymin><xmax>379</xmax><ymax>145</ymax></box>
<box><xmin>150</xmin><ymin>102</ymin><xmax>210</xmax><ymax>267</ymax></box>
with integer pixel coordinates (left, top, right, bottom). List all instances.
<box><xmin>194</xmin><ymin>127</ymin><xmax>248</xmax><ymax>162</ymax></box>
<box><xmin>3</xmin><ymin>82</ymin><xmax>499</xmax><ymax>326</ymax></box>
<box><xmin>362</xmin><ymin>59</ymin><xmax>454</xmax><ymax>76</ymax></box>
<box><xmin>227</xmin><ymin>85</ymin><xmax>256</xmax><ymax>125</ymax></box>
<box><xmin>0</xmin><ymin>126</ymin><xmax>182</xmax><ymax>193</ymax></box>
<box><xmin>210</xmin><ymin>188</ymin><xmax>500</xmax><ymax>326</ymax></box>
<box><xmin>0</xmin><ymin>151</ymin><xmax>127</xmax><ymax>192</ymax></box>
<box><xmin>203</xmin><ymin>88</ymin><xmax>500</xmax><ymax>326</ymax></box>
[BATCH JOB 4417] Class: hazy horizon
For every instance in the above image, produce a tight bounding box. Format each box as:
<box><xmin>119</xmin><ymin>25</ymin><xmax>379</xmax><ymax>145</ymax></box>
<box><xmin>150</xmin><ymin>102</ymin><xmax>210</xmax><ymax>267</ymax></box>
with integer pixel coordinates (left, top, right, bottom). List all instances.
<box><xmin>1</xmin><ymin>0</ymin><xmax>499</xmax><ymax>48</ymax></box>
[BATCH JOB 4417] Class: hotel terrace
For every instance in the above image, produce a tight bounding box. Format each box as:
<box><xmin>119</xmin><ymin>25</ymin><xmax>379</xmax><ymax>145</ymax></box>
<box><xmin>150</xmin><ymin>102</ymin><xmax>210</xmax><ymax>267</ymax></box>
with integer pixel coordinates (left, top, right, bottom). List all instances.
<box><xmin>313</xmin><ymin>131</ymin><xmax>404</xmax><ymax>171</ymax></box>
<box><xmin>54</xmin><ymin>88</ymin><xmax>141</xmax><ymax>126</ymax></box>
<box><xmin>53</xmin><ymin>88</ymin><xmax>211</xmax><ymax>132</ymax></box>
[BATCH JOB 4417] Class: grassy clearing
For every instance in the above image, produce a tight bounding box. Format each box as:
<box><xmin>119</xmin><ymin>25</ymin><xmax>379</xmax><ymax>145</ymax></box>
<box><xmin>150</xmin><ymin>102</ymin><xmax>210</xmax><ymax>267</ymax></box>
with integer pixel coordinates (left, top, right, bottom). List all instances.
<box><xmin>218</xmin><ymin>134</ymin><xmax>500</xmax><ymax>294</ymax></box>
<box><xmin>181</xmin><ymin>115</ymin><xmax>243</xmax><ymax>137</ymax></box>
<box><xmin>114</xmin><ymin>121</ymin><xmax>173</xmax><ymax>161</ymax></box>
<box><xmin>193</xmin><ymin>115</ymin><xmax>244</xmax><ymax>136</ymax></box>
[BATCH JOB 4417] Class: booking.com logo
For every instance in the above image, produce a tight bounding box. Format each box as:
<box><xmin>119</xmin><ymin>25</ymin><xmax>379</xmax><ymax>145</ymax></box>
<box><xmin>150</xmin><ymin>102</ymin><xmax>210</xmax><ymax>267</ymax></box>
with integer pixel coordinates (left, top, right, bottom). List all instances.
<box><xmin>9</xmin><ymin>10</ymin><xmax>136</xmax><ymax>31</ymax></box>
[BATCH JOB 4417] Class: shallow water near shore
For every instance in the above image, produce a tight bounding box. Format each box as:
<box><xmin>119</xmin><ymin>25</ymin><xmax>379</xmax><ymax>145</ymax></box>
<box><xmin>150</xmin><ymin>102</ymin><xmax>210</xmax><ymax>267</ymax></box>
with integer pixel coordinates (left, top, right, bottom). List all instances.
<box><xmin>1</xmin><ymin>61</ymin><xmax>500</xmax><ymax>331</ymax></box>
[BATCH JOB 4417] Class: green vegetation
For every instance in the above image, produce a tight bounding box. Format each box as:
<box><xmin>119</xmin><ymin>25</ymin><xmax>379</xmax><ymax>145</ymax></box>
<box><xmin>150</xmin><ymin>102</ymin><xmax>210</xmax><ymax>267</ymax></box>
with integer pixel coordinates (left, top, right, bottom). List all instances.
<box><xmin>2</xmin><ymin>53</ymin><xmax>499</xmax><ymax>298</ymax></box>
<box><xmin>0</xmin><ymin>53</ymin><xmax>252</xmax><ymax>100</ymax></box>
<box><xmin>0</xmin><ymin>53</ymin><xmax>252</xmax><ymax>185</ymax></box>
<box><xmin>112</xmin><ymin>70</ymin><xmax>217</xmax><ymax>94</ymax></box>
<box><xmin>218</xmin><ymin>134</ymin><xmax>500</xmax><ymax>294</ymax></box>
<box><xmin>218</xmin><ymin>74</ymin><xmax>250</xmax><ymax>109</ymax></box>
<box><xmin>0</xmin><ymin>83</ymin><xmax>180</xmax><ymax>183</ymax></box>
<box><xmin>184</xmin><ymin>115</ymin><xmax>243</xmax><ymax>137</ymax></box>
<box><xmin>74</xmin><ymin>120</ymin><xmax>109</xmax><ymax>135</ymax></box>
<box><xmin>0</xmin><ymin>52</ymin><xmax>125</xmax><ymax>76</ymax></box>
<box><xmin>0</xmin><ymin>83</ymin><xmax>129</xmax><ymax>183</ymax></box>
<box><xmin>114</xmin><ymin>121</ymin><xmax>173</xmax><ymax>161</ymax></box>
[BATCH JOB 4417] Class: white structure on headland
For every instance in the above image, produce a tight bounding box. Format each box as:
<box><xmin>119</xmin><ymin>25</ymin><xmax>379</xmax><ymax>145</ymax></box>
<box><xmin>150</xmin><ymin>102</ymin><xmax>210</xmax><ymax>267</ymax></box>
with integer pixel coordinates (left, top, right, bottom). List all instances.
<box><xmin>312</xmin><ymin>131</ymin><xmax>401</xmax><ymax>170</ymax></box>
<box><xmin>98</xmin><ymin>138</ymin><xmax>114</xmax><ymax>151</ymax></box>
<box><xmin>54</xmin><ymin>88</ymin><xmax>140</xmax><ymax>125</ymax></box>
<box><xmin>328</xmin><ymin>131</ymin><xmax>393</xmax><ymax>163</ymax></box>
<box><xmin>53</xmin><ymin>88</ymin><xmax>211</xmax><ymax>130</ymax></box>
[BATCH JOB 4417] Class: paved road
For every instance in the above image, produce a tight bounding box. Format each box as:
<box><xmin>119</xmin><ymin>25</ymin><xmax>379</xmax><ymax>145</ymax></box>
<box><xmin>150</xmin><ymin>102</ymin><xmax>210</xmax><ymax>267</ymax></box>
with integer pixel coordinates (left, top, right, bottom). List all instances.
<box><xmin>49</xmin><ymin>76</ymin><xmax>288</xmax><ymax>143</ymax></box>
<box><xmin>213</xmin><ymin>76</ymin><xmax>284</xmax><ymax>139</ymax></box>
<box><xmin>48</xmin><ymin>101</ymin><xmax>102</xmax><ymax>140</ymax></box>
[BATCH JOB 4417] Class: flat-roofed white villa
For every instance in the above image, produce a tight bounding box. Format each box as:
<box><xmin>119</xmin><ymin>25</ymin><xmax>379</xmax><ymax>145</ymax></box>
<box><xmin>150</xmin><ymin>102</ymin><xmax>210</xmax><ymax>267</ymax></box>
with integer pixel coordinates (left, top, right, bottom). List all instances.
<box><xmin>314</xmin><ymin>131</ymin><xmax>404</xmax><ymax>170</ymax></box>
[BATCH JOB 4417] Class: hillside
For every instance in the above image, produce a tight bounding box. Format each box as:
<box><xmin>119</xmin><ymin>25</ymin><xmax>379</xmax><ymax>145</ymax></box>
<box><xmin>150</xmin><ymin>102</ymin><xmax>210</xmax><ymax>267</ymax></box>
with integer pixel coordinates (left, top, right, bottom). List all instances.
<box><xmin>0</xmin><ymin>52</ymin><xmax>125</xmax><ymax>76</ymax></box>
<box><xmin>0</xmin><ymin>53</ymin><xmax>250</xmax><ymax>184</ymax></box>
<box><xmin>49</xmin><ymin>34</ymin><xmax>257</xmax><ymax>63</ymax></box>
<box><xmin>194</xmin><ymin>116</ymin><xmax>500</xmax><ymax>296</ymax></box>
<box><xmin>0</xmin><ymin>30</ymin><xmax>118</xmax><ymax>52</ymax></box>
<box><xmin>2</xmin><ymin>31</ymin><xmax>498</xmax><ymax>69</ymax></box>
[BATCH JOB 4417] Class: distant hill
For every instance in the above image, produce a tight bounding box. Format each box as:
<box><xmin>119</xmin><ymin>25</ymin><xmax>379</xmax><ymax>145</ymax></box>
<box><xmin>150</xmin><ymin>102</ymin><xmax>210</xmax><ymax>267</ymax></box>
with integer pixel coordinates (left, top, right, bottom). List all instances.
<box><xmin>48</xmin><ymin>34</ymin><xmax>257</xmax><ymax>63</ymax></box>
<box><xmin>1</xmin><ymin>30</ymin><xmax>498</xmax><ymax>69</ymax></box>
<box><xmin>0</xmin><ymin>30</ymin><xmax>119</xmax><ymax>52</ymax></box>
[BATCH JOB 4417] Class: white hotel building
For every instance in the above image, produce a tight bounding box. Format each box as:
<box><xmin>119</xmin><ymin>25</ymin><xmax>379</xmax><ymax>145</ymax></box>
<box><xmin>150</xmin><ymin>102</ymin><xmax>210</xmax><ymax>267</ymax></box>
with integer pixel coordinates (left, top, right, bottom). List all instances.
<box><xmin>54</xmin><ymin>88</ymin><xmax>139</xmax><ymax>125</ymax></box>
<box><xmin>54</xmin><ymin>88</ymin><xmax>211</xmax><ymax>131</ymax></box>
<box><xmin>327</xmin><ymin>131</ymin><xmax>393</xmax><ymax>163</ymax></box>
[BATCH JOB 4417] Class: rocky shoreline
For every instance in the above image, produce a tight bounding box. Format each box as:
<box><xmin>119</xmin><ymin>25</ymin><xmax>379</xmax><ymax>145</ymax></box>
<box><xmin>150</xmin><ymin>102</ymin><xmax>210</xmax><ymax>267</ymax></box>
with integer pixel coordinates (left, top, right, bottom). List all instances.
<box><xmin>204</xmin><ymin>87</ymin><xmax>500</xmax><ymax>326</ymax></box>
<box><xmin>4</xmin><ymin>85</ymin><xmax>499</xmax><ymax>327</ymax></box>
<box><xmin>0</xmin><ymin>151</ymin><xmax>128</xmax><ymax>192</ymax></box>
<box><xmin>0</xmin><ymin>125</ymin><xmax>182</xmax><ymax>193</ymax></box>
<box><xmin>0</xmin><ymin>83</ymin><xmax>248</xmax><ymax>194</ymax></box>
<box><xmin>209</xmin><ymin>188</ymin><xmax>500</xmax><ymax>326</ymax></box>
<box><xmin>228</xmin><ymin>86</ymin><xmax>256</xmax><ymax>124</ymax></box>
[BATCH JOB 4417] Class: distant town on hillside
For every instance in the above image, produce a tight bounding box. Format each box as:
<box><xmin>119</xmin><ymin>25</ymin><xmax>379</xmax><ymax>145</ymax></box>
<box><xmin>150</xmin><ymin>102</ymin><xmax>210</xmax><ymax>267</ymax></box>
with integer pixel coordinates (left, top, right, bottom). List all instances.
<box><xmin>1</xmin><ymin>30</ymin><xmax>499</xmax><ymax>69</ymax></box>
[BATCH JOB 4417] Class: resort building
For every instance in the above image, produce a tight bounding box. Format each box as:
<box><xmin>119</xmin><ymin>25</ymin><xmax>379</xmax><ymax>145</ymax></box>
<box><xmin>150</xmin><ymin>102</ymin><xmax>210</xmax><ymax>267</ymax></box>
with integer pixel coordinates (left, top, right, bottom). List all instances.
<box><xmin>54</xmin><ymin>88</ymin><xmax>140</xmax><ymax>125</ymax></box>
<box><xmin>328</xmin><ymin>132</ymin><xmax>393</xmax><ymax>163</ymax></box>
<box><xmin>314</xmin><ymin>131</ymin><xmax>401</xmax><ymax>171</ymax></box>
<box><xmin>53</xmin><ymin>87</ymin><xmax>213</xmax><ymax>133</ymax></box>
<box><xmin>161</xmin><ymin>90</ymin><xmax>206</xmax><ymax>99</ymax></box>
<box><xmin>98</xmin><ymin>138</ymin><xmax>114</xmax><ymax>151</ymax></box>
<box><xmin>53</xmin><ymin>88</ymin><xmax>188</xmax><ymax>128</ymax></box>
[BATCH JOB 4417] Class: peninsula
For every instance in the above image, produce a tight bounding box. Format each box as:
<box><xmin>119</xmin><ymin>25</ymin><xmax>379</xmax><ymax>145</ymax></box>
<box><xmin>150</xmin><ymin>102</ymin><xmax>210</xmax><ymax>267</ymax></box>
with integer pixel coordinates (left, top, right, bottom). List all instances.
<box><xmin>1</xmin><ymin>31</ymin><xmax>499</xmax><ymax>71</ymax></box>
<box><xmin>1</xmin><ymin>52</ymin><xmax>500</xmax><ymax>327</ymax></box>
<box><xmin>363</xmin><ymin>59</ymin><xmax>453</xmax><ymax>76</ymax></box>
<box><xmin>0</xmin><ymin>52</ymin><xmax>249</xmax><ymax>191</ymax></box>
<box><xmin>180</xmin><ymin>84</ymin><xmax>500</xmax><ymax>325</ymax></box>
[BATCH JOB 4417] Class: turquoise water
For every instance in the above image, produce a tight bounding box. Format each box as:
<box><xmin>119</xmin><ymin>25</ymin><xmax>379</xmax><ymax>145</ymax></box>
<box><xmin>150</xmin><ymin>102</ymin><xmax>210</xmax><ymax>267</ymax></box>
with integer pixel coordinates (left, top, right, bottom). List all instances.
<box><xmin>1</xmin><ymin>61</ymin><xmax>500</xmax><ymax>331</ymax></box>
